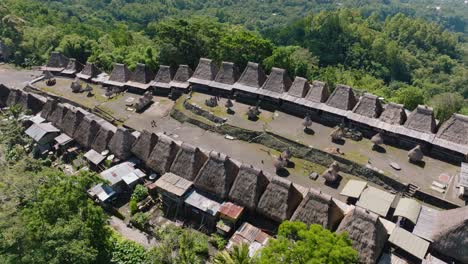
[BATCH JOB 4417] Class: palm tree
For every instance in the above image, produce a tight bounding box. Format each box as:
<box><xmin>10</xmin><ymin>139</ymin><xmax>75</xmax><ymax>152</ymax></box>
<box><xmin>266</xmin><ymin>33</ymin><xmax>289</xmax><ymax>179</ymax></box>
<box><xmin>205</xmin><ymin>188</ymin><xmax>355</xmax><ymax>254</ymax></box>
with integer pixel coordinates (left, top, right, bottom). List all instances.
<box><xmin>213</xmin><ymin>244</ymin><xmax>256</xmax><ymax>264</ymax></box>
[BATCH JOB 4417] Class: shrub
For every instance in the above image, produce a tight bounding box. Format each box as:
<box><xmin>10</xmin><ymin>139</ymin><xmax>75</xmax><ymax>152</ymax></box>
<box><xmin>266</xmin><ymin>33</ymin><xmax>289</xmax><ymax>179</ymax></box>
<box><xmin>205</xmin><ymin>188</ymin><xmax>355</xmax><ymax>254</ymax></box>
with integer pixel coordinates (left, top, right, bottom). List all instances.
<box><xmin>131</xmin><ymin>212</ymin><xmax>150</xmax><ymax>230</ymax></box>
<box><xmin>132</xmin><ymin>184</ymin><xmax>148</xmax><ymax>202</ymax></box>
<box><xmin>209</xmin><ymin>233</ymin><xmax>227</xmax><ymax>250</ymax></box>
<box><xmin>129</xmin><ymin>198</ymin><xmax>138</xmax><ymax>215</ymax></box>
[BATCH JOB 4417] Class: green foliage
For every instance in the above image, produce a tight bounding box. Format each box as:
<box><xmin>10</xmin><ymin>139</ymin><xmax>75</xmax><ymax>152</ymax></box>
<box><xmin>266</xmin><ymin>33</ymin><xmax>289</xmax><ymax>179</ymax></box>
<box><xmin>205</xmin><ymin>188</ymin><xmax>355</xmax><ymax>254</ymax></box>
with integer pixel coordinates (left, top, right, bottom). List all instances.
<box><xmin>392</xmin><ymin>86</ymin><xmax>426</xmax><ymax>110</ymax></box>
<box><xmin>131</xmin><ymin>212</ymin><xmax>150</xmax><ymax>230</ymax></box>
<box><xmin>129</xmin><ymin>198</ymin><xmax>138</xmax><ymax>216</ymax></box>
<box><xmin>132</xmin><ymin>184</ymin><xmax>148</xmax><ymax>202</ymax></box>
<box><xmin>110</xmin><ymin>233</ymin><xmax>149</xmax><ymax>264</ymax></box>
<box><xmin>263</xmin><ymin>46</ymin><xmax>318</xmax><ymax>78</ymax></box>
<box><xmin>429</xmin><ymin>92</ymin><xmax>465</xmax><ymax>122</ymax></box>
<box><xmin>258</xmin><ymin>221</ymin><xmax>358</xmax><ymax>264</ymax></box>
<box><xmin>213</xmin><ymin>243</ymin><xmax>256</xmax><ymax>264</ymax></box>
<box><xmin>209</xmin><ymin>233</ymin><xmax>227</xmax><ymax>250</ymax></box>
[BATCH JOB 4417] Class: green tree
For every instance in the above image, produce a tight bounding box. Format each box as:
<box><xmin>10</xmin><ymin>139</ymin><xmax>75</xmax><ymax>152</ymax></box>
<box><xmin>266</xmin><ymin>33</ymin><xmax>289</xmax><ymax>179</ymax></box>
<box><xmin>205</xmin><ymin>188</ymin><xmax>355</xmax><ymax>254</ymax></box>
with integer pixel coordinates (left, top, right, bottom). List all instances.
<box><xmin>263</xmin><ymin>46</ymin><xmax>318</xmax><ymax>78</ymax></box>
<box><xmin>58</xmin><ymin>34</ymin><xmax>95</xmax><ymax>63</ymax></box>
<box><xmin>258</xmin><ymin>221</ymin><xmax>358</xmax><ymax>264</ymax></box>
<box><xmin>392</xmin><ymin>85</ymin><xmax>425</xmax><ymax>110</ymax></box>
<box><xmin>429</xmin><ymin>92</ymin><xmax>464</xmax><ymax>122</ymax></box>
<box><xmin>213</xmin><ymin>243</ymin><xmax>256</xmax><ymax>264</ymax></box>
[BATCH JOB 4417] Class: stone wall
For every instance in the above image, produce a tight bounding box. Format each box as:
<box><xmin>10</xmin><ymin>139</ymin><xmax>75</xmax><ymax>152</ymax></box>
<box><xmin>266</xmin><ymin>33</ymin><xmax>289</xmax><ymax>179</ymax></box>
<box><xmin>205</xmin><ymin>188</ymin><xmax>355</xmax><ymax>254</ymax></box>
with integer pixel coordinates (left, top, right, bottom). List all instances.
<box><xmin>183</xmin><ymin>100</ymin><xmax>227</xmax><ymax>124</ymax></box>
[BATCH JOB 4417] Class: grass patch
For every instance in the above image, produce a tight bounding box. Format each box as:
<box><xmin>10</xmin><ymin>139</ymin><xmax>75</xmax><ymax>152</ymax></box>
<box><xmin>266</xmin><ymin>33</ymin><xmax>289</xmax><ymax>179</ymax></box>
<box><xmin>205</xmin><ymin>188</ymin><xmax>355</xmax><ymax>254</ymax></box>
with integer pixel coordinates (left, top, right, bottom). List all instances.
<box><xmin>270</xmin><ymin>149</ymin><xmax>327</xmax><ymax>177</ymax></box>
<box><xmin>343</xmin><ymin>151</ymin><xmax>369</xmax><ymax>165</ymax></box>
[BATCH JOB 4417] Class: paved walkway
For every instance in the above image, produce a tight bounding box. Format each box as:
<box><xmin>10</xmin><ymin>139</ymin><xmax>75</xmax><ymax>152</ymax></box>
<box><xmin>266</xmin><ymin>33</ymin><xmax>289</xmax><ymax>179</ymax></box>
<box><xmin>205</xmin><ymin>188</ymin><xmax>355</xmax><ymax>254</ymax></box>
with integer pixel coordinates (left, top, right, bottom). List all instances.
<box><xmin>109</xmin><ymin>216</ymin><xmax>157</xmax><ymax>249</ymax></box>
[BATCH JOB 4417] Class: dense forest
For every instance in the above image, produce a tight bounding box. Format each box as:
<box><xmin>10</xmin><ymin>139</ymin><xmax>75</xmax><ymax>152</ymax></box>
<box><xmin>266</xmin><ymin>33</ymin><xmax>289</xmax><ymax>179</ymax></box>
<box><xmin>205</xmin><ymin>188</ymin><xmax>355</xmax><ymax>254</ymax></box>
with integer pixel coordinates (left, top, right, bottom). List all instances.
<box><xmin>0</xmin><ymin>0</ymin><xmax>467</xmax><ymax>118</ymax></box>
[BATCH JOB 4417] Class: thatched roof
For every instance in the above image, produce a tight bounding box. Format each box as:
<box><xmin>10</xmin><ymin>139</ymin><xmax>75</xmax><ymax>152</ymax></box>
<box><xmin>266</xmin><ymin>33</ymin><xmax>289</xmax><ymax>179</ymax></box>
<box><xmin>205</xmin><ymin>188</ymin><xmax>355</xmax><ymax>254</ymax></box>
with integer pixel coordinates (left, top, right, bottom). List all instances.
<box><xmin>153</xmin><ymin>65</ymin><xmax>174</xmax><ymax>86</ymax></box>
<box><xmin>108</xmin><ymin>63</ymin><xmax>131</xmax><ymax>83</ymax></box>
<box><xmin>40</xmin><ymin>98</ymin><xmax>58</xmax><ymax>119</ymax></box>
<box><xmin>193</xmin><ymin>150</ymin><xmax>240</xmax><ymax>200</ymax></box>
<box><xmin>291</xmin><ymin>188</ymin><xmax>343</xmax><ymax>230</ymax></box>
<box><xmin>305</xmin><ymin>81</ymin><xmax>330</xmax><ymax>103</ymax></box>
<box><xmin>77</xmin><ymin>63</ymin><xmax>102</xmax><ymax>79</ymax></box>
<box><xmin>60</xmin><ymin>107</ymin><xmax>85</xmax><ymax>137</ymax></box>
<box><xmin>326</xmin><ymin>84</ymin><xmax>357</xmax><ymax>110</ymax></box>
<box><xmin>379</xmin><ymin>103</ymin><xmax>407</xmax><ymax>125</ymax></box>
<box><xmin>430</xmin><ymin>206</ymin><xmax>468</xmax><ymax>263</ymax></box>
<box><xmin>47</xmin><ymin>103</ymin><xmax>68</xmax><ymax>127</ymax></box>
<box><xmin>260</xmin><ymin>67</ymin><xmax>292</xmax><ymax>94</ymax></box>
<box><xmin>352</xmin><ymin>93</ymin><xmax>383</xmax><ymax>118</ymax></box>
<box><xmin>73</xmin><ymin>116</ymin><xmax>100</xmax><ymax>149</ymax></box>
<box><xmin>404</xmin><ymin>105</ymin><xmax>437</xmax><ymax>134</ymax></box>
<box><xmin>131</xmin><ymin>130</ymin><xmax>158</xmax><ymax>162</ymax></box>
<box><xmin>172</xmin><ymin>65</ymin><xmax>193</xmax><ymax>83</ymax></box>
<box><xmin>170</xmin><ymin>142</ymin><xmax>208</xmax><ymax>181</ymax></box>
<box><xmin>236</xmin><ymin>62</ymin><xmax>267</xmax><ymax>88</ymax></box>
<box><xmin>228</xmin><ymin>163</ymin><xmax>270</xmax><ymax>211</ymax></box>
<box><xmin>146</xmin><ymin>133</ymin><xmax>180</xmax><ymax>175</ymax></box>
<box><xmin>256</xmin><ymin>177</ymin><xmax>303</xmax><ymax>223</ymax></box>
<box><xmin>91</xmin><ymin>124</ymin><xmax>116</xmax><ymax>153</ymax></box>
<box><xmin>18</xmin><ymin>92</ymin><xmax>45</xmax><ymax>114</ymax></box>
<box><xmin>190</xmin><ymin>58</ymin><xmax>218</xmax><ymax>84</ymax></box>
<box><xmin>108</xmin><ymin>127</ymin><xmax>136</xmax><ymax>160</ymax></box>
<box><xmin>131</xmin><ymin>63</ymin><xmax>153</xmax><ymax>84</ymax></box>
<box><xmin>0</xmin><ymin>84</ymin><xmax>10</xmax><ymax>107</ymax></box>
<box><xmin>46</xmin><ymin>51</ymin><xmax>69</xmax><ymax>68</ymax></box>
<box><xmin>214</xmin><ymin>61</ymin><xmax>239</xmax><ymax>85</ymax></box>
<box><xmin>336</xmin><ymin>207</ymin><xmax>387</xmax><ymax>264</ymax></box>
<box><xmin>5</xmin><ymin>88</ymin><xmax>21</xmax><ymax>107</ymax></box>
<box><xmin>287</xmin><ymin>77</ymin><xmax>310</xmax><ymax>98</ymax></box>
<box><xmin>436</xmin><ymin>114</ymin><xmax>468</xmax><ymax>146</ymax></box>
<box><xmin>62</xmin><ymin>58</ymin><xmax>84</xmax><ymax>74</ymax></box>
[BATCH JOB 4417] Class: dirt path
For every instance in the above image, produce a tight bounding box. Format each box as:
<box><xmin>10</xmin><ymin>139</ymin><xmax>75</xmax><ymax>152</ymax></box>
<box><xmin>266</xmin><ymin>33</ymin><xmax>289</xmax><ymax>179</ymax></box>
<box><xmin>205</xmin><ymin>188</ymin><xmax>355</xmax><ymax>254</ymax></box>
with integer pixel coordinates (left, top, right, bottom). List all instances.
<box><xmin>108</xmin><ymin>216</ymin><xmax>157</xmax><ymax>249</ymax></box>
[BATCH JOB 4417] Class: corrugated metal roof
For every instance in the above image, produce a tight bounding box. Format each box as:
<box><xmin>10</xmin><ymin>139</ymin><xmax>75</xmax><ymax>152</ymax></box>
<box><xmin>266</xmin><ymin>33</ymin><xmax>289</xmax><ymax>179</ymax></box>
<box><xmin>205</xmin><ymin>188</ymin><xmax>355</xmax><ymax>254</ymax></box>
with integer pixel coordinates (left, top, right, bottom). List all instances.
<box><xmin>25</xmin><ymin>122</ymin><xmax>59</xmax><ymax>142</ymax></box>
<box><xmin>55</xmin><ymin>133</ymin><xmax>73</xmax><ymax>145</ymax></box>
<box><xmin>154</xmin><ymin>172</ymin><xmax>192</xmax><ymax>197</ymax></box>
<box><xmin>356</xmin><ymin>186</ymin><xmax>395</xmax><ymax>217</ymax></box>
<box><xmin>184</xmin><ymin>190</ymin><xmax>220</xmax><ymax>216</ymax></box>
<box><xmin>29</xmin><ymin>115</ymin><xmax>45</xmax><ymax>124</ymax></box>
<box><xmin>340</xmin><ymin>180</ymin><xmax>368</xmax><ymax>198</ymax></box>
<box><xmin>394</xmin><ymin>198</ymin><xmax>422</xmax><ymax>224</ymax></box>
<box><xmin>378</xmin><ymin>253</ymin><xmax>411</xmax><ymax>264</ymax></box>
<box><xmin>219</xmin><ymin>202</ymin><xmax>244</xmax><ymax>220</ymax></box>
<box><xmin>459</xmin><ymin>163</ymin><xmax>468</xmax><ymax>188</ymax></box>
<box><xmin>100</xmin><ymin>162</ymin><xmax>141</xmax><ymax>186</ymax></box>
<box><xmin>389</xmin><ymin>227</ymin><xmax>430</xmax><ymax>260</ymax></box>
<box><xmin>412</xmin><ymin>205</ymin><xmax>440</xmax><ymax>242</ymax></box>
<box><xmin>84</xmin><ymin>149</ymin><xmax>105</xmax><ymax>165</ymax></box>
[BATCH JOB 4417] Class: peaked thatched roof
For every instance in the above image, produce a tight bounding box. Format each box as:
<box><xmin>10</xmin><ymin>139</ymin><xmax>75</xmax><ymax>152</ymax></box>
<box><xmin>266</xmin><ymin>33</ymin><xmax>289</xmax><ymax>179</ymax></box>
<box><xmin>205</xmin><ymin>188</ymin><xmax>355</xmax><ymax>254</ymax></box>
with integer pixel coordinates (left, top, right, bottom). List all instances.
<box><xmin>336</xmin><ymin>207</ymin><xmax>387</xmax><ymax>264</ymax></box>
<box><xmin>172</xmin><ymin>65</ymin><xmax>193</xmax><ymax>83</ymax></box>
<box><xmin>305</xmin><ymin>81</ymin><xmax>330</xmax><ymax>103</ymax></box>
<box><xmin>73</xmin><ymin>116</ymin><xmax>100</xmax><ymax>149</ymax></box>
<box><xmin>108</xmin><ymin>127</ymin><xmax>136</xmax><ymax>160</ymax></box>
<box><xmin>291</xmin><ymin>188</ymin><xmax>343</xmax><ymax>230</ymax></box>
<box><xmin>214</xmin><ymin>61</ymin><xmax>240</xmax><ymax>85</ymax></box>
<box><xmin>190</xmin><ymin>58</ymin><xmax>218</xmax><ymax>83</ymax></box>
<box><xmin>18</xmin><ymin>92</ymin><xmax>45</xmax><ymax>114</ymax></box>
<box><xmin>436</xmin><ymin>114</ymin><xmax>468</xmax><ymax>146</ymax></box>
<box><xmin>91</xmin><ymin>124</ymin><xmax>116</xmax><ymax>153</ymax></box>
<box><xmin>60</xmin><ymin>107</ymin><xmax>85</xmax><ymax>136</ymax></box>
<box><xmin>131</xmin><ymin>63</ymin><xmax>153</xmax><ymax>84</ymax></box>
<box><xmin>228</xmin><ymin>163</ymin><xmax>270</xmax><ymax>211</ymax></box>
<box><xmin>77</xmin><ymin>62</ymin><xmax>102</xmax><ymax>79</ymax></box>
<box><xmin>326</xmin><ymin>84</ymin><xmax>357</xmax><ymax>110</ymax></box>
<box><xmin>352</xmin><ymin>93</ymin><xmax>383</xmax><ymax>118</ymax></box>
<box><xmin>261</xmin><ymin>67</ymin><xmax>292</xmax><ymax>94</ymax></box>
<box><xmin>404</xmin><ymin>105</ymin><xmax>437</xmax><ymax>134</ymax></box>
<box><xmin>0</xmin><ymin>84</ymin><xmax>10</xmax><ymax>107</ymax></box>
<box><xmin>5</xmin><ymin>88</ymin><xmax>21</xmax><ymax>107</ymax></box>
<box><xmin>287</xmin><ymin>77</ymin><xmax>310</xmax><ymax>98</ymax></box>
<box><xmin>193</xmin><ymin>150</ymin><xmax>240</xmax><ymax>200</ymax></box>
<box><xmin>40</xmin><ymin>98</ymin><xmax>58</xmax><ymax>119</ymax></box>
<box><xmin>108</xmin><ymin>63</ymin><xmax>131</xmax><ymax>83</ymax></box>
<box><xmin>430</xmin><ymin>206</ymin><xmax>468</xmax><ymax>263</ymax></box>
<box><xmin>62</xmin><ymin>58</ymin><xmax>84</xmax><ymax>74</ymax></box>
<box><xmin>170</xmin><ymin>142</ymin><xmax>208</xmax><ymax>181</ymax></box>
<box><xmin>46</xmin><ymin>51</ymin><xmax>69</xmax><ymax>68</ymax></box>
<box><xmin>146</xmin><ymin>133</ymin><xmax>180</xmax><ymax>175</ymax></box>
<box><xmin>256</xmin><ymin>177</ymin><xmax>303</xmax><ymax>223</ymax></box>
<box><xmin>153</xmin><ymin>65</ymin><xmax>174</xmax><ymax>84</ymax></box>
<box><xmin>379</xmin><ymin>103</ymin><xmax>407</xmax><ymax>125</ymax></box>
<box><xmin>47</xmin><ymin>103</ymin><xmax>68</xmax><ymax>127</ymax></box>
<box><xmin>131</xmin><ymin>130</ymin><xmax>158</xmax><ymax>163</ymax></box>
<box><xmin>236</xmin><ymin>62</ymin><xmax>267</xmax><ymax>88</ymax></box>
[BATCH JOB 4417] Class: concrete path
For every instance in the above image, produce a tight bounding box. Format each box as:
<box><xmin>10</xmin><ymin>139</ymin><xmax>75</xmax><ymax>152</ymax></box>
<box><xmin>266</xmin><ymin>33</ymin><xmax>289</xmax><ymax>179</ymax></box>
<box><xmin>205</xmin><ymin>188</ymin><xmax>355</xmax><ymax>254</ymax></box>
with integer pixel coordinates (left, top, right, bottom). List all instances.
<box><xmin>108</xmin><ymin>216</ymin><xmax>157</xmax><ymax>249</ymax></box>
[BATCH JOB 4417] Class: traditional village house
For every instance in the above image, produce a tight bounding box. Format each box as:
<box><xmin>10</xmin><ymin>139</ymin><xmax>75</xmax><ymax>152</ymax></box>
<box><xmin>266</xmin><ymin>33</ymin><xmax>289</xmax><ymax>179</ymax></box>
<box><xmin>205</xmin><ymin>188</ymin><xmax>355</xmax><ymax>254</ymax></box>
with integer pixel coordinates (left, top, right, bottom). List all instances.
<box><xmin>404</xmin><ymin>105</ymin><xmax>437</xmax><ymax>134</ymax></box>
<box><xmin>59</xmin><ymin>106</ymin><xmax>85</xmax><ymax>137</ymax></box>
<box><xmin>46</xmin><ymin>102</ymin><xmax>68</xmax><ymax>128</ymax></box>
<box><xmin>183</xmin><ymin>189</ymin><xmax>222</xmax><ymax>231</ymax></box>
<box><xmin>16</xmin><ymin>91</ymin><xmax>46</xmax><ymax>114</ymax></box>
<box><xmin>322</xmin><ymin>84</ymin><xmax>357</xmax><ymax>125</ymax></box>
<box><xmin>392</xmin><ymin>198</ymin><xmax>422</xmax><ymax>230</ymax></box>
<box><xmin>340</xmin><ymin>179</ymin><xmax>368</xmax><ymax>204</ymax></box>
<box><xmin>379</xmin><ymin>102</ymin><xmax>407</xmax><ymax>125</ymax></box>
<box><xmin>91</xmin><ymin>122</ymin><xmax>116</xmax><ymax>154</ymax></box>
<box><xmin>356</xmin><ymin>186</ymin><xmax>396</xmax><ymax>217</ymax></box>
<box><xmin>152</xmin><ymin>65</ymin><xmax>175</xmax><ymax>95</ymax></box>
<box><xmin>76</xmin><ymin>62</ymin><xmax>102</xmax><ymax>82</ymax></box>
<box><xmin>169</xmin><ymin>142</ymin><xmax>208</xmax><ymax>181</ymax></box>
<box><xmin>348</xmin><ymin>93</ymin><xmax>384</xmax><ymax>137</ymax></box>
<box><xmin>228</xmin><ymin>164</ymin><xmax>270</xmax><ymax>212</ymax></box>
<box><xmin>432</xmin><ymin>113</ymin><xmax>468</xmax><ymax>162</ymax></box>
<box><xmin>146</xmin><ymin>133</ymin><xmax>181</xmax><ymax>175</ymax></box>
<box><xmin>126</xmin><ymin>63</ymin><xmax>154</xmax><ymax>94</ymax></box>
<box><xmin>42</xmin><ymin>51</ymin><xmax>69</xmax><ymax>73</ymax></box>
<box><xmin>210</xmin><ymin>61</ymin><xmax>240</xmax><ymax>97</ymax></box>
<box><xmin>387</xmin><ymin>226</ymin><xmax>430</xmax><ymax>262</ymax></box>
<box><xmin>232</xmin><ymin>62</ymin><xmax>267</xmax><ymax>103</ymax></box>
<box><xmin>130</xmin><ymin>130</ymin><xmax>158</xmax><ymax>164</ymax></box>
<box><xmin>226</xmin><ymin>222</ymin><xmax>271</xmax><ymax>257</ymax></box>
<box><xmin>74</xmin><ymin>116</ymin><xmax>100</xmax><ymax>149</ymax></box>
<box><xmin>258</xmin><ymin>67</ymin><xmax>292</xmax><ymax>109</ymax></box>
<box><xmin>0</xmin><ymin>84</ymin><xmax>11</xmax><ymax>107</ymax></box>
<box><xmin>25</xmin><ymin>122</ymin><xmax>60</xmax><ymax>146</ymax></box>
<box><xmin>61</xmin><ymin>58</ymin><xmax>84</xmax><ymax>76</ymax></box>
<box><xmin>279</xmin><ymin>76</ymin><xmax>311</xmax><ymax>116</ymax></box>
<box><xmin>108</xmin><ymin>127</ymin><xmax>136</xmax><ymax>160</ymax></box>
<box><xmin>5</xmin><ymin>88</ymin><xmax>21</xmax><ymax>107</ymax></box>
<box><xmin>189</xmin><ymin>58</ymin><xmax>219</xmax><ymax>94</ymax></box>
<box><xmin>169</xmin><ymin>65</ymin><xmax>193</xmax><ymax>98</ymax></box>
<box><xmin>103</xmin><ymin>63</ymin><xmax>132</xmax><ymax>92</ymax></box>
<box><xmin>39</xmin><ymin>98</ymin><xmax>57</xmax><ymax>120</ymax></box>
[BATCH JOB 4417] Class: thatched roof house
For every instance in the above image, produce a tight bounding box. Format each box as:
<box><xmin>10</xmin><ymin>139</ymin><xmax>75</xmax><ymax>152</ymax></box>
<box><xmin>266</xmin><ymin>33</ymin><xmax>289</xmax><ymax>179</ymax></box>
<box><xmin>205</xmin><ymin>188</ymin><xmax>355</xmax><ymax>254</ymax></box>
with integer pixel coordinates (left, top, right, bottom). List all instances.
<box><xmin>105</xmin><ymin>63</ymin><xmax>131</xmax><ymax>86</ymax></box>
<box><xmin>233</xmin><ymin>62</ymin><xmax>267</xmax><ymax>92</ymax></box>
<box><xmin>256</xmin><ymin>177</ymin><xmax>303</xmax><ymax>223</ymax></box>
<box><xmin>259</xmin><ymin>67</ymin><xmax>292</xmax><ymax>96</ymax></box>
<box><xmin>189</xmin><ymin>58</ymin><xmax>219</xmax><ymax>86</ymax></box>
<box><xmin>435</xmin><ymin>114</ymin><xmax>468</xmax><ymax>146</ymax></box>
<box><xmin>291</xmin><ymin>188</ymin><xmax>344</xmax><ymax>230</ymax></box>
<box><xmin>404</xmin><ymin>105</ymin><xmax>437</xmax><ymax>134</ymax></box>
<box><xmin>62</xmin><ymin>58</ymin><xmax>84</xmax><ymax>75</ymax></box>
<box><xmin>287</xmin><ymin>77</ymin><xmax>310</xmax><ymax>98</ymax></box>
<box><xmin>352</xmin><ymin>93</ymin><xmax>383</xmax><ymax>118</ymax></box>
<box><xmin>326</xmin><ymin>84</ymin><xmax>357</xmax><ymax>110</ymax></box>
<box><xmin>0</xmin><ymin>84</ymin><xmax>10</xmax><ymax>107</ymax></box>
<box><xmin>40</xmin><ymin>98</ymin><xmax>58</xmax><ymax>119</ymax></box>
<box><xmin>336</xmin><ymin>207</ymin><xmax>387</xmax><ymax>264</ymax></box>
<box><xmin>211</xmin><ymin>61</ymin><xmax>240</xmax><ymax>90</ymax></box>
<box><xmin>5</xmin><ymin>88</ymin><xmax>21</xmax><ymax>107</ymax></box>
<box><xmin>228</xmin><ymin>164</ymin><xmax>270</xmax><ymax>211</ymax></box>
<box><xmin>429</xmin><ymin>206</ymin><xmax>468</xmax><ymax>263</ymax></box>
<box><xmin>130</xmin><ymin>130</ymin><xmax>158</xmax><ymax>163</ymax></box>
<box><xmin>76</xmin><ymin>62</ymin><xmax>102</xmax><ymax>80</ymax></box>
<box><xmin>193</xmin><ymin>151</ymin><xmax>240</xmax><ymax>200</ymax></box>
<box><xmin>47</xmin><ymin>103</ymin><xmax>68</xmax><ymax>127</ymax></box>
<box><xmin>18</xmin><ymin>92</ymin><xmax>45</xmax><ymax>114</ymax></box>
<box><xmin>379</xmin><ymin>103</ymin><xmax>407</xmax><ymax>125</ymax></box>
<box><xmin>91</xmin><ymin>123</ymin><xmax>116</xmax><ymax>153</ymax></box>
<box><xmin>305</xmin><ymin>81</ymin><xmax>330</xmax><ymax>103</ymax></box>
<box><xmin>170</xmin><ymin>65</ymin><xmax>193</xmax><ymax>89</ymax></box>
<box><xmin>146</xmin><ymin>133</ymin><xmax>180</xmax><ymax>174</ymax></box>
<box><xmin>170</xmin><ymin>142</ymin><xmax>208</xmax><ymax>181</ymax></box>
<box><xmin>44</xmin><ymin>51</ymin><xmax>69</xmax><ymax>72</ymax></box>
<box><xmin>108</xmin><ymin>127</ymin><xmax>136</xmax><ymax>160</ymax></box>
<box><xmin>60</xmin><ymin>107</ymin><xmax>85</xmax><ymax>136</ymax></box>
<box><xmin>131</xmin><ymin>63</ymin><xmax>153</xmax><ymax>84</ymax></box>
<box><xmin>73</xmin><ymin>116</ymin><xmax>100</xmax><ymax>149</ymax></box>
<box><xmin>153</xmin><ymin>65</ymin><xmax>175</xmax><ymax>89</ymax></box>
